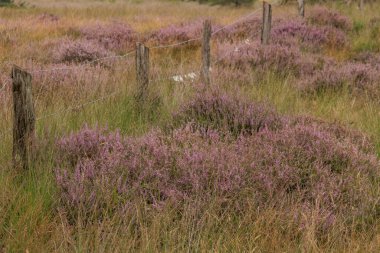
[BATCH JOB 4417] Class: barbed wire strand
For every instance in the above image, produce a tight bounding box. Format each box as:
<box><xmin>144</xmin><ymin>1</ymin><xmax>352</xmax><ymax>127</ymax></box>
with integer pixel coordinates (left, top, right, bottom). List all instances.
<box><xmin>211</xmin><ymin>7</ymin><xmax>262</xmax><ymax>36</ymax></box>
<box><xmin>0</xmin><ymin>79</ymin><xmax>9</xmax><ymax>92</ymax></box>
<box><xmin>29</xmin><ymin>50</ymin><xmax>136</xmax><ymax>74</ymax></box>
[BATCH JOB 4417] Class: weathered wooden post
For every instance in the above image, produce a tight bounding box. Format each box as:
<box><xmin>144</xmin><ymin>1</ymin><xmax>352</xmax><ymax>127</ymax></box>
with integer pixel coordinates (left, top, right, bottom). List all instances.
<box><xmin>261</xmin><ymin>1</ymin><xmax>272</xmax><ymax>45</ymax></box>
<box><xmin>359</xmin><ymin>0</ymin><xmax>364</xmax><ymax>10</ymax></box>
<box><xmin>201</xmin><ymin>19</ymin><xmax>211</xmax><ymax>85</ymax></box>
<box><xmin>298</xmin><ymin>0</ymin><xmax>305</xmax><ymax>17</ymax></box>
<box><xmin>11</xmin><ymin>65</ymin><xmax>35</xmax><ymax>170</ymax></box>
<box><xmin>135</xmin><ymin>43</ymin><xmax>150</xmax><ymax>105</ymax></box>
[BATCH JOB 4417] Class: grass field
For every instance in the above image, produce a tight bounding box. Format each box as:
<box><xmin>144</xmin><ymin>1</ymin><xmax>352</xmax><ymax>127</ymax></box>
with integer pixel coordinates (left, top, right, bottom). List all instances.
<box><xmin>1</xmin><ymin>0</ymin><xmax>380</xmax><ymax>252</ymax></box>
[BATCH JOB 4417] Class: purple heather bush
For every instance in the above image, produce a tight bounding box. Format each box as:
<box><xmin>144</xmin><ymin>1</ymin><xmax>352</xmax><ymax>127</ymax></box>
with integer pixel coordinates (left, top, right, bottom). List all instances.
<box><xmin>299</xmin><ymin>62</ymin><xmax>380</xmax><ymax>97</ymax></box>
<box><xmin>147</xmin><ymin>20</ymin><xmax>221</xmax><ymax>46</ymax></box>
<box><xmin>79</xmin><ymin>22</ymin><xmax>137</xmax><ymax>51</ymax></box>
<box><xmin>215</xmin><ymin>16</ymin><xmax>262</xmax><ymax>42</ymax></box>
<box><xmin>172</xmin><ymin>87</ymin><xmax>283</xmax><ymax>135</ymax></box>
<box><xmin>215</xmin><ymin>41</ymin><xmax>318</xmax><ymax>77</ymax></box>
<box><xmin>272</xmin><ymin>19</ymin><xmax>348</xmax><ymax>49</ymax></box>
<box><xmin>55</xmin><ymin>96</ymin><xmax>380</xmax><ymax>233</ymax></box>
<box><xmin>352</xmin><ymin>51</ymin><xmax>380</xmax><ymax>66</ymax></box>
<box><xmin>307</xmin><ymin>6</ymin><xmax>353</xmax><ymax>31</ymax></box>
<box><xmin>52</xmin><ymin>38</ymin><xmax>114</xmax><ymax>63</ymax></box>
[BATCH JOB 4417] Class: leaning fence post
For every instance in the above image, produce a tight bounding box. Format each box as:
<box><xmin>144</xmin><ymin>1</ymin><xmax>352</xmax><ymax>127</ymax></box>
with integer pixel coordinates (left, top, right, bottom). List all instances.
<box><xmin>201</xmin><ymin>19</ymin><xmax>211</xmax><ymax>85</ymax></box>
<box><xmin>298</xmin><ymin>0</ymin><xmax>305</xmax><ymax>17</ymax></box>
<box><xmin>11</xmin><ymin>65</ymin><xmax>35</xmax><ymax>170</ymax></box>
<box><xmin>135</xmin><ymin>43</ymin><xmax>150</xmax><ymax>105</ymax></box>
<box><xmin>261</xmin><ymin>1</ymin><xmax>272</xmax><ymax>45</ymax></box>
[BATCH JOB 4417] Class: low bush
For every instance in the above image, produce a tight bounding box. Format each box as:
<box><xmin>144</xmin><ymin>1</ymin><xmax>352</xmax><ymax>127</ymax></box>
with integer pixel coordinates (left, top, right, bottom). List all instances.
<box><xmin>79</xmin><ymin>22</ymin><xmax>137</xmax><ymax>51</ymax></box>
<box><xmin>55</xmin><ymin>91</ymin><xmax>380</xmax><ymax>237</ymax></box>
<box><xmin>307</xmin><ymin>6</ymin><xmax>353</xmax><ymax>31</ymax></box>
<box><xmin>147</xmin><ymin>20</ymin><xmax>221</xmax><ymax>46</ymax></box>
<box><xmin>52</xmin><ymin>38</ymin><xmax>114</xmax><ymax>63</ymax></box>
<box><xmin>215</xmin><ymin>16</ymin><xmax>262</xmax><ymax>42</ymax></box>
<box><xmin>215</xmin><ymin>41</ymin><xmax>318</xmax><ymax>77</ymax></box>
<box><xmin>272</xmin><ymin>19</ymin><xmax>348</xmax><ymax>49</ymax></box>
<box><xmin>173</xmin><ymin>87</ymin><xmax>282</xmax><ymax>135</ymax></box>
<box><xmin>299</xmin><ymin>62</ymin><xmax>380</xmax><ymax>98</ymax></box>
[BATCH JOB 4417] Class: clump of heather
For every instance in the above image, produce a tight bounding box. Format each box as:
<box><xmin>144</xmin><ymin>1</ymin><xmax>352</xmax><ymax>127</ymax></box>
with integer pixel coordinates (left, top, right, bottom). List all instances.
<box><xmin>352</xmin><ymin>51</ymin><xmax>380</xmax><ymax>66</ymax></box>
<box><xmin>173</xmin><ymin>87</ymin><xmax>283</xmax><ymax>135</ymax></box>
<box><xmin>299</xmin><ymin>62</ymin><xmax>380</xmax><ymax>97</ymax></box>
<box><xmin>307</xmin><ymin>6</ymin><xmax>353</xmax><ymax>31</ymax></box>
<box><xmin>55</xmin><ymin>112</ymin><xmax>380</xmax><ymax>234</ymax></box>
<box><xmin>215</xmin><ymin>17</ymin><xmax>262</xmax><ymax>42</ymax></box>
<box><xmin>56</xmin><ymin>126</ymin><xmax>127</xmax><ymax>219</ymax></box>
<box><xmin>242</xmin><ymin>120</ymin><xmax>379</xmax><ymax>232</ymax></box>
<box><xmin>147</xmin><ymin>20</ymin><xmax>220</xmax><ymax>46</ymax></box>
<box><xmin>216</xmin><ymin>41</ymin><xmax>318</xmax><ymax>77</ymax></box>
<box><xmin>79</xmin><ymin>22</ymin><xmax>137</xmax><ymax>51</ymax></box>
<box><xmin>272</xmin><ymin>19</ymin><xmax>348</xmax><ymax>49</ymax></box>
<box><xmin>52</xmin><ymin>38</ymin><xmax>114</xmax><ymax>63</ymax></box>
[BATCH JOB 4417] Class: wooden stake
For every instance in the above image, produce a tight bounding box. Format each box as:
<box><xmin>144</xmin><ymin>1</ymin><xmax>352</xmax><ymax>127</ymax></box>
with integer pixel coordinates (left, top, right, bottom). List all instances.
<box><xmin>12</xmin><ymin>65</ymin><xmax>35</xmax><ymax>170</ymax></box>
<box><xmin>298</xmin><ymin>0</ymin><xmax>305</xmax><ymax>17</ymax></box>
<box><xmin>201</xmin><ymin>19</ymin><xmax>211</xmax><ymax>85</ymax></box>
<box><xmin>135</xmin><ymin>43</ymin><xmax>150</xmax><ymax>105</ymax></box>
<box><xmin>261</xmin><ymin>1</ymin><xmax>272</xmax><ymax>45</ymax></box>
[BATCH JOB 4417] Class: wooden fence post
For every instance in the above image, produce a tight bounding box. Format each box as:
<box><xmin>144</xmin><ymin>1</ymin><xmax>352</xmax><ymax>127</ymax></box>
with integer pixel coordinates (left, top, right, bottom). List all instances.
<box><xmin>11</xmin><ymin>65</ymin><xmax>35</xmax><ymax>170</ymax></box>
<box><xmin>298</xmin><ymin>0</ymin><xmax>305</xmax><ymax>17</ymax></box>
<box><xmin>261</xmin><ymin>1</ymin><xmax>272</xmax><ymax>45</ymax></box>
<box><xmin>135</xmin><ymin>43</ymin><xmax>150</xmax><ymax>105</ymax></box>
<box><xmin>201</xmin><ymin>19</ymin><xmax>211</xmax><ymax>85</ymax></box>
<box><xmin>359</xmin><ymin>0</ymin><xmax>364</xmax><ymax>10</ymax></box>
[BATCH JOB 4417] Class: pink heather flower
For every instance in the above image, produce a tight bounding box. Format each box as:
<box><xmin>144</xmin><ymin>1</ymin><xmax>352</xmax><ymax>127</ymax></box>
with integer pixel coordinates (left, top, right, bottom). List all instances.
<box><xmin>272</xmin><ymin>19</ymin><xmax>348</xmax><ymax>48</ymax></box>
<box><xmin>147</xmin><ymin>20</ymin><xmax>221</xmax><ymax>46</ymax></box>
<box><xmin>55</xmin><ymin>96</ymin><xmax>380</xmax><ymax>233</ymax></box>
<box><xmin>79</xmin><ymin>21</ymin><xmax>137</xmax><ymax>51</ymax></box>
<box><xmin>307</xmin><ymin>6</ymin><xmax>353</xmax><ymax>31</ymax></box>
<box><xmin>52</xmin><ymin>38</ymin><xmax>114</xmax><ymax>63</ymax></box>
<box><xmin>215</xmin><ymin>41</ymin><xmax>318</xmax><ymax>76</ymax></box>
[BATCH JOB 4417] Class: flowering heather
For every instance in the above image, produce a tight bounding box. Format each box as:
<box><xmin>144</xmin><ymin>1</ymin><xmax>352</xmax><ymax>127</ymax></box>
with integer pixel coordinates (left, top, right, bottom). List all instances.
<box><xmin>147</xmin><ymin>20</ymin><xmax>221</xmax><ymax>46</ymax></box>
<box><xmin>79</xmin><ymin>22</ymin><xmax>137</xmax><ymax>51</ymax></box>
<box><xmin>216</xmin><ymin>42</ymin><xmax>318</xmax><ymax>77</ymax></box>
<box><xmin>215</xmin><ymin>16</ymin><xmax>262</xmax><ymax>42</ymax></box>
<box><xmin>52</xmin><ymin>38</ymin><xmax>114</xmax><ymax>63</ymax></box>
<box><xmin>307</xmin><ymin>6</ymin><xmax>353</xmax><ymax>31</ymax></box>
<box><xmin>352</xmin><ymin>51</ymin><xmax>380</xmax><ymax>66</ymax></box>
<box><xmin>173</xmin><ymin>87</ymin><xmax>283</xmax><ymax>135</ymax></box>
<box><xmin>272</xmin><ymin>19</ymin><xmax>348</xmax><ymax>48</ymax></box>
<box><xmin>55</xmin><ymin>112</ymin><xmax>380</xmax><ymax>233</ymax></box>
<box><xmin>299</xmin><ymin>62</ymin><xmax>380</xmax><ymax>97</ymax></box>
<box><xmin>55</xmin><ymin>126</ymin><xmax>127</xmax><ymax>219</ymax></box>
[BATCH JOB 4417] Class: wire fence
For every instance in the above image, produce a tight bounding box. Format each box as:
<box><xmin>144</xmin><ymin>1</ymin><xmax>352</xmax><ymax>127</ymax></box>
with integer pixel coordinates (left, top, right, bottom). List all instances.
<box><xmin>0</xmin><ymin>3</ymin><xmax>274</xmax><ymax>142</ymax></box>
